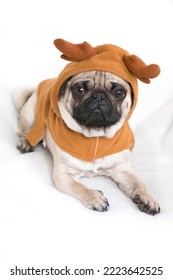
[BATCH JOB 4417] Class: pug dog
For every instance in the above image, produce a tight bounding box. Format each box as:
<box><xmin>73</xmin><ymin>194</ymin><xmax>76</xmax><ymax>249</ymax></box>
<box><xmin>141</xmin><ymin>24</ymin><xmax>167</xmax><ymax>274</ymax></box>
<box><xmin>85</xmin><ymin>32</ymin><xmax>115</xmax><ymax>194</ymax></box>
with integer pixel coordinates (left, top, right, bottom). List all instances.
<box><xmin>13</xmin><ymin>39</ymin><xmax>160</xmax><ymax>215</ymax></box>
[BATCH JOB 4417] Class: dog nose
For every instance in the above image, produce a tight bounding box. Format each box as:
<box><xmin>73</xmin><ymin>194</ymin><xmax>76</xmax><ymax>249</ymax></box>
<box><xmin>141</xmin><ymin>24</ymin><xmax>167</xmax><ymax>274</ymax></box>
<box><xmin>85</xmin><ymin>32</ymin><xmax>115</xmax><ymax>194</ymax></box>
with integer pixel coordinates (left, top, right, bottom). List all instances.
<box><xmin>92</xmin><ymin>91</ymin><xmax>106</xmax><ymax>102</ymax></box>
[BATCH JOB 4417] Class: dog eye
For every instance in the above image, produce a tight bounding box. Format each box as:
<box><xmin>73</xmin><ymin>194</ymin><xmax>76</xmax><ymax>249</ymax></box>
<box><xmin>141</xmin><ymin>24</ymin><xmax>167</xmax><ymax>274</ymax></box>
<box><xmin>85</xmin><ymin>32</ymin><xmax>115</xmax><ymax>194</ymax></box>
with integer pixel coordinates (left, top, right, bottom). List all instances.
<box><xmin>72</xmin><ymin>85</ymin><xmax>85</xmax><ymax>96</ymax></box>
<box><xmin>111</xmin><ymin>84</ymin><xmax>126</xmax><ymax>101</ymax></box>
<box><xmin>114</xmin><ymin>89</ymin><xmax>126</xmax><ymax>100</ymax></box>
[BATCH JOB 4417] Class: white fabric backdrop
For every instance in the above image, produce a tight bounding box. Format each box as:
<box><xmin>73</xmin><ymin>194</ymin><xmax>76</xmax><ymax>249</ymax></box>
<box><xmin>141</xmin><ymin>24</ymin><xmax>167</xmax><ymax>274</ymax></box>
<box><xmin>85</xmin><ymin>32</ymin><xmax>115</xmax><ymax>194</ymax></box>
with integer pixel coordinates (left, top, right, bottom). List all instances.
<box><xmin>0</xmin><ymin>0</ymin><xmax>173</xmax><ymax>279</ymax></box>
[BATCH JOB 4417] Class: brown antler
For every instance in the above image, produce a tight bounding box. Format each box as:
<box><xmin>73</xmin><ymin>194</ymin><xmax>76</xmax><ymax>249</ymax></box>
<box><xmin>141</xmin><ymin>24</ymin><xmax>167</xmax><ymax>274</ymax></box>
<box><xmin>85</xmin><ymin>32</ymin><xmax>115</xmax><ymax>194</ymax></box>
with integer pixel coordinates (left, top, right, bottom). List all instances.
<box><xmin>123</xmin><ymin>54</ymin><xmax>160</xmax><ymax>83</ymax></box>
<box><xmin>54</xmin><ymin>38</ymin><xmax>97</xmax><ymax>62</ymax></box>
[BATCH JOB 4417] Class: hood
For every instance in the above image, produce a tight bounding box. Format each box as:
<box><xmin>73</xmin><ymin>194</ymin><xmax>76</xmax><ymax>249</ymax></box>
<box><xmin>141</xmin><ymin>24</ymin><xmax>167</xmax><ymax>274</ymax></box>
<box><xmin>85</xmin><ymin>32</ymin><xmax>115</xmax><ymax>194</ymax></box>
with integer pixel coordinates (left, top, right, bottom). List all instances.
<box><xmin>50</xmin><ymin>39</ymin><xmax>160</xmax><ymax>121</ymax></box>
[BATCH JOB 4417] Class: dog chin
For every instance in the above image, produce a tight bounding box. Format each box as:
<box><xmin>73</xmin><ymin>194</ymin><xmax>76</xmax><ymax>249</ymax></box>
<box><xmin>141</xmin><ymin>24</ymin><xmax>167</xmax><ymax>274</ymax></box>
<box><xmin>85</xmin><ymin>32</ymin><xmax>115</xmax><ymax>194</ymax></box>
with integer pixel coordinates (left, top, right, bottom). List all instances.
<box><xmin>58</xmin><ymin>101</ymin><xmax>125</xmax><ymax>138</ymax></box>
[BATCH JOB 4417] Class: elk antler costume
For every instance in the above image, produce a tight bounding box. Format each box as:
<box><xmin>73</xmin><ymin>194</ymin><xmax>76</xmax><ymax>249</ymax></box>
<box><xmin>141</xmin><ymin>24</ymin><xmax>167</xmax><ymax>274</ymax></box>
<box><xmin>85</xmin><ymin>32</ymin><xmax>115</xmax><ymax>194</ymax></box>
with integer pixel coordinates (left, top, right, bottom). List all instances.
<box><xmin>27</xmin><ymin>39</ymin><xmax>160</xmax><ymax>162</ymax></box>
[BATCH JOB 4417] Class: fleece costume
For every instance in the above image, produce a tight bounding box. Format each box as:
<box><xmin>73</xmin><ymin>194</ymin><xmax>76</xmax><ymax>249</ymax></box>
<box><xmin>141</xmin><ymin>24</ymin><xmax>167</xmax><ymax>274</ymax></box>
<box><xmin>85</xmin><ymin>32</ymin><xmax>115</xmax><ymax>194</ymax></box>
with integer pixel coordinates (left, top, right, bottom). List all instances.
<box><xmin>27</xmin><ymin>39</ymin><xmax>160</xmax><ymax>162</ymax></box>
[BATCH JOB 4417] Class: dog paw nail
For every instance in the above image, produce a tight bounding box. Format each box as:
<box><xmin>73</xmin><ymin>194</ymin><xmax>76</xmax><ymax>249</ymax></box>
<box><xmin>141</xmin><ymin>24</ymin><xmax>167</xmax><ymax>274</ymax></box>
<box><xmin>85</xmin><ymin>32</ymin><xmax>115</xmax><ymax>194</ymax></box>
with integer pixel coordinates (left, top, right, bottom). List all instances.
<box><xmin>98</xmin><ymin>190</ymin><xmax>103</xmax><ymax>195</ymax></box>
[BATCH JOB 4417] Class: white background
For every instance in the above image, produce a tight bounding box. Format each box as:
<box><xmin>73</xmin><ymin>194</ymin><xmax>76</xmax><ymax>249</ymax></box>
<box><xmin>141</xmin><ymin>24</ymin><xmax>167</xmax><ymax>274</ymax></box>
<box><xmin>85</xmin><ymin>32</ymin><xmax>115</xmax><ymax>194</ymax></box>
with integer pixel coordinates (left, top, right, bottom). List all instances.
<box><xmin>0</xmin><ymin>0</ymin><xmax>173</xmax><ymax>279</ymax></box>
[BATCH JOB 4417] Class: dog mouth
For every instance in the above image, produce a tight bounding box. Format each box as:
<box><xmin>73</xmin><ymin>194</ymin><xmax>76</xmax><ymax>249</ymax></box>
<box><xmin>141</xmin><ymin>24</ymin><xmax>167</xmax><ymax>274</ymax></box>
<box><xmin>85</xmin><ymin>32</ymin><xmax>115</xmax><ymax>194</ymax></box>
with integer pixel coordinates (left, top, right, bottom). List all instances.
<box><xmin>86</xmin><ymin>108</ymin><xmax>115</xmax><ymax>128</ymax></box>
<box><xmin>73</xmin><ymin>94</ymin><xmax>121</xmax><ymax>128</ymax></box>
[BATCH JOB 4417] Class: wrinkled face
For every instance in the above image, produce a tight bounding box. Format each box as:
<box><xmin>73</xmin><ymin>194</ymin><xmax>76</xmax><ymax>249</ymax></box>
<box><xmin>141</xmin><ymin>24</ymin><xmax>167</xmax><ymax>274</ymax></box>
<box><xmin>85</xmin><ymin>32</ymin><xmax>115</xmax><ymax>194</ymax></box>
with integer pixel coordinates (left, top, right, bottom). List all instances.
<box><xmin>58</xmin><ymin>71</ymin><xmax>133</xmax><ymax>138</ymax></box>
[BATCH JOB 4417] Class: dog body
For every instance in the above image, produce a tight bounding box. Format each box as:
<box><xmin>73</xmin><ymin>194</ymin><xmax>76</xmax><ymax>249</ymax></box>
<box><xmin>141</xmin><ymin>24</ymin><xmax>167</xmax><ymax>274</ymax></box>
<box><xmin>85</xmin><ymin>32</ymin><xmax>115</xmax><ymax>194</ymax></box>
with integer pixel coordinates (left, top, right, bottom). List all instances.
<box><xmin>13</xmin><ymin>70</ymin><xmax>160</xmax><ymax>214</ymax></box>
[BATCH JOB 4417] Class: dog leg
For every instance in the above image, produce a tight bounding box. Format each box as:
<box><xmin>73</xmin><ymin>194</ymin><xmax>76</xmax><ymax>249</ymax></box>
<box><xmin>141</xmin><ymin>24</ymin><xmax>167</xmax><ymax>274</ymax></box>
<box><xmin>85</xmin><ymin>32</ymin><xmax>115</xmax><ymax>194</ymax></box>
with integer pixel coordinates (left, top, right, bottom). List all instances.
<box><xmin>110</xmin><ymin>157</ymin><xmax>160</xmax><ymax>215</ymax></box>
<box><xmin>53</xmin><ymin>167</ymin><xmax>109</xmax><ymax>211</ymax></box>
<box><xmin>15</xmin><ymin>90</ymin><xmax>37</xmax><ymax>153</ymax></box>
<box><xmin>45</xmin><ymin>130</ymin><xmax>109</xmax><ymax>211</ymax></box>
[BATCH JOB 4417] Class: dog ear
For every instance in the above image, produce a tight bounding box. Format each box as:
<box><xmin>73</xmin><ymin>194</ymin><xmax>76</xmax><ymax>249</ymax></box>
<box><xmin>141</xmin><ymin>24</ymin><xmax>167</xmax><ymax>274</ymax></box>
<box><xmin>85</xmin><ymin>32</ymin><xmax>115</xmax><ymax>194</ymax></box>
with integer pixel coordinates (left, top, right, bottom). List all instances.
<box><xmin>54</xmin><ymin>38</ymin><xmax>97</xmax><ymax>62</ymax></box>
<box><xmin>123</xmin><ymin>54</ymin><xmax>160</xmax><ymax>83</ymax></box>
<box><xmin>59</xmin><ymin>76</ymin><xmax>73</xmax><ymax>96</ymax></box>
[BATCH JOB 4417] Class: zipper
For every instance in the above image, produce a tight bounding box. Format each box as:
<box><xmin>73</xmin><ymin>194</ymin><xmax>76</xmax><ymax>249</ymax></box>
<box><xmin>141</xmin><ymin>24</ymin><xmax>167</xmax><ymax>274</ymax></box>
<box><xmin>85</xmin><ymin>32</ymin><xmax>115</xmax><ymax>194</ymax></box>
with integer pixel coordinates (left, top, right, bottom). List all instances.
<box><xmin>92</xmin><ymin>137</ymin><xmax>99</xmax><ymax>161</ymax></box>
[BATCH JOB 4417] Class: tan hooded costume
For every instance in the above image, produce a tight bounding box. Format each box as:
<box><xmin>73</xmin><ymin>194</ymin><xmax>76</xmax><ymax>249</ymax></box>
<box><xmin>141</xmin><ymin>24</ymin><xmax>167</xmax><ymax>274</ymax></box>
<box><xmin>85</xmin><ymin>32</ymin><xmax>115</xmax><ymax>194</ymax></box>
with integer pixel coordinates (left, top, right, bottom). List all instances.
<box><xmin>27</xmin><ymin>39</ymin><xmax>160</xmax><ymax>162</ymax></box>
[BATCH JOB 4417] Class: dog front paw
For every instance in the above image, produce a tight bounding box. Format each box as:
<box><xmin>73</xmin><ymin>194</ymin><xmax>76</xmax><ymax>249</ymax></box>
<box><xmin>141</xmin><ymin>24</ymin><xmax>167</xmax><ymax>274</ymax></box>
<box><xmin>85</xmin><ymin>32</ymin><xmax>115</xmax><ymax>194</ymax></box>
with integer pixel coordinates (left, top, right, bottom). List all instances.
<box><xmin>133</xmin><ymin>193</ymin><xmax>160</xmax><ymax>215</ymax></box>
<box><xmin>82</xmin><ymin>189</ymin><xmax>109</xmax><ymax>212</ymax></box>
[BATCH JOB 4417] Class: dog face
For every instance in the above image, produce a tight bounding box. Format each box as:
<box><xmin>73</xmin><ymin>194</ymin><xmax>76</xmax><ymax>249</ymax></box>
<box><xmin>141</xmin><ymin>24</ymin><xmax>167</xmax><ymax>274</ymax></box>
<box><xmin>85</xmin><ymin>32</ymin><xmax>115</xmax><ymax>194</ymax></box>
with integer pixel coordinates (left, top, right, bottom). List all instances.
<box><xmin>58</xmin><ymin>71</ymin><xmax>133</xmax><ymax>138</ymax></box>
